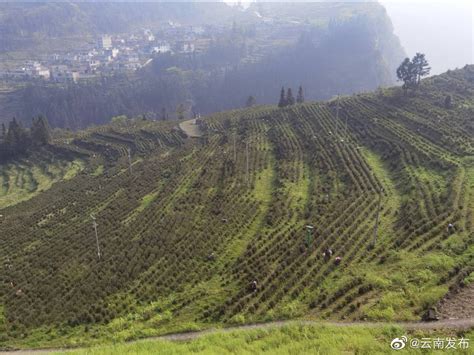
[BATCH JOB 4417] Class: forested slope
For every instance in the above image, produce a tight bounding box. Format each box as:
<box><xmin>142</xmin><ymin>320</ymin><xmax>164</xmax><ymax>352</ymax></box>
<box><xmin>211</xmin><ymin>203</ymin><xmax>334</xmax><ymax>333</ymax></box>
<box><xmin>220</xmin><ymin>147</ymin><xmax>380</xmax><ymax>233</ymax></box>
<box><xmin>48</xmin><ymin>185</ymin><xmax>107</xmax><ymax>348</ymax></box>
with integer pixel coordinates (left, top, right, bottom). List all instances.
<box><xmin>0</xmin><ymin>66</ymin><xmax>473</xmax><ymax>349</ymax></box>
<box><xmin>0</xmin><ymin>1</ymin><xmax>404</xmax><ymax>128</ymax></box>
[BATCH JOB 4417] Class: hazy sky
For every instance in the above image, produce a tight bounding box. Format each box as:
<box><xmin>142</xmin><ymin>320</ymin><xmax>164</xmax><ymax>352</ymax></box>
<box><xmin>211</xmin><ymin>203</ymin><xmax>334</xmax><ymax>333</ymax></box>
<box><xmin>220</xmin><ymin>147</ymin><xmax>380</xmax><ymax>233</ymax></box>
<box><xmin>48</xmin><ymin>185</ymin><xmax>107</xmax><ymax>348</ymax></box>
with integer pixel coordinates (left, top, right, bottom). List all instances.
<box><xmin>380</xmin><ymin>0</ymin><xmax>473</xmax><ymax>74</ymax></box>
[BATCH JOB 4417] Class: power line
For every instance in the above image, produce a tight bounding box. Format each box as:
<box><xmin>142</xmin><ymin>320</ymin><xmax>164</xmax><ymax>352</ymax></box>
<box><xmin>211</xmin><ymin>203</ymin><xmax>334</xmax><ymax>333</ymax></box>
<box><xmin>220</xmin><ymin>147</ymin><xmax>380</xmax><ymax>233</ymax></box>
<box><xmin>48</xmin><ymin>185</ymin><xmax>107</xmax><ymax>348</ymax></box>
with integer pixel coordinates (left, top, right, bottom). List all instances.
<box><xmin>233</xmin><ymin>131</ymin><xmax>237</xmax><ymax>163</ymax></box>
<box><xmin>335</xmin><ymin>95</ymin><xmax>340</xmax><ymax>139</ymax></box>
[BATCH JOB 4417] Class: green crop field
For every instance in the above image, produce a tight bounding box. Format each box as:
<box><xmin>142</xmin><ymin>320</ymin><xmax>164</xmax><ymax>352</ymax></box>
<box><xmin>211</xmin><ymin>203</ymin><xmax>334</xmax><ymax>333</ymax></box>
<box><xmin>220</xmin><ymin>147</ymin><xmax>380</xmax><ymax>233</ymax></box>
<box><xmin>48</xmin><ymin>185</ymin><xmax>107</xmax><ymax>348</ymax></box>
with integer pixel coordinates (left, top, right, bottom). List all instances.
<box><xmin>0</xmin><ymin>66</ymin><xmax>473</xmax><ymax>351</ymax></box>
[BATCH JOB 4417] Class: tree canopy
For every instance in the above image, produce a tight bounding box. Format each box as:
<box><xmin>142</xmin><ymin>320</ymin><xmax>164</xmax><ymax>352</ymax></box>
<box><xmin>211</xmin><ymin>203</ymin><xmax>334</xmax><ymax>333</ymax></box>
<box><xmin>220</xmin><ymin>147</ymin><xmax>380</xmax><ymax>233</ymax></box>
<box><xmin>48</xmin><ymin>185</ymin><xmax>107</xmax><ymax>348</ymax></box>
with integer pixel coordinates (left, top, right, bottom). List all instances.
<box><xmin>0</xmin><ymin>116</ymin><xmax>51</xmax><ymax>162</ymax></box>
<box><xmin>396</xmin><ymin>53</ymin><xmax>431</xmax><ymax>94</ymax></box>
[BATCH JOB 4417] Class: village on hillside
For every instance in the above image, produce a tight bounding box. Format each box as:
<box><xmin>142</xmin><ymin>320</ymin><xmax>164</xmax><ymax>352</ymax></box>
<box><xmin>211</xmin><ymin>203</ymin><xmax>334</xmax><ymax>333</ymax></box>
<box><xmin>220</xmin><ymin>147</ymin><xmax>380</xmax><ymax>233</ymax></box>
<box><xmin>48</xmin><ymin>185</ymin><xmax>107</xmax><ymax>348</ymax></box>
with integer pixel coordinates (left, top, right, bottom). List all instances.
<box><xmin>0</xmin><ymin>23</ymin><xmax>215</xmax><ymax>83</ymax></box>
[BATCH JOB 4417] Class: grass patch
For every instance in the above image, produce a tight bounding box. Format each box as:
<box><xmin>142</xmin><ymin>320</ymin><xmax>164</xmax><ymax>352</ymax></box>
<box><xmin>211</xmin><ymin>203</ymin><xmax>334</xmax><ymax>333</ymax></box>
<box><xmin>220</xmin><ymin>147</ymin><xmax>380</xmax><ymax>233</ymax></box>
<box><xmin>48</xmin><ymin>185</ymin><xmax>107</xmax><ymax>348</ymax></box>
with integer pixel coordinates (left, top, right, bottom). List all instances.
<box><xmin>52</xmin><ymin>323</ymin><xmax>472</xmax><ymax>354</ymax></box>
<box><xmin>0</xmin><ymin>159</ymin><xmax>84</xmax><ymax>209</ymax></box>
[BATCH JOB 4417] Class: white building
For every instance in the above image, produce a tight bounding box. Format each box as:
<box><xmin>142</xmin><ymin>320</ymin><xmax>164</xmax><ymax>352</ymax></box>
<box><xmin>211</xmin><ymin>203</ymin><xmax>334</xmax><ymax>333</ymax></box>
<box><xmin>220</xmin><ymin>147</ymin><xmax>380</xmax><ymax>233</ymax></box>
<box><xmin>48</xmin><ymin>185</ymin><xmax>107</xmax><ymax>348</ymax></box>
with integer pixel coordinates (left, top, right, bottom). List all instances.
<box><xmin>152</xmin><ymin>42</ymin><xmax>172</xmax><ymax>54</ymax></box>
<box><xmin>24</xmin><ymin>61</ymin><xmax>50</xmax><ymax>79</ymax></box>
<box><xmin>98</xmin><ymin>35</ymin><xmax>113</xmax><ymax>49</ymax></box>
<box><xmin>144</xmin><ymin>29</ymin><xmax>155</xmax><ymax>42</ymax></box>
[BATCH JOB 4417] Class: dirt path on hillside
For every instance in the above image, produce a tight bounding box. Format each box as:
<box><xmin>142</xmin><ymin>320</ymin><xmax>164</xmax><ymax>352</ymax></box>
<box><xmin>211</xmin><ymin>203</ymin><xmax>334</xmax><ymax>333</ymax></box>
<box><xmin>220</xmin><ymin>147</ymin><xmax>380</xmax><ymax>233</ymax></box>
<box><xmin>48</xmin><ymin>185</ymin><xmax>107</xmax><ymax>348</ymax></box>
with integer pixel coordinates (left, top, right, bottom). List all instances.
<box><xmin>179</xmin><ymin>119</ymin><xmax>203</xmax><ymax>138</ymax></box>
<box><xmin>438</xmin><ymin>283</ymin><xmax>474</xmax><ymax>320</ymax></box>
<box><xmin>2</xmin><ymin>318</ymin><xmax>473</xmax><ymax>354</ymax></box>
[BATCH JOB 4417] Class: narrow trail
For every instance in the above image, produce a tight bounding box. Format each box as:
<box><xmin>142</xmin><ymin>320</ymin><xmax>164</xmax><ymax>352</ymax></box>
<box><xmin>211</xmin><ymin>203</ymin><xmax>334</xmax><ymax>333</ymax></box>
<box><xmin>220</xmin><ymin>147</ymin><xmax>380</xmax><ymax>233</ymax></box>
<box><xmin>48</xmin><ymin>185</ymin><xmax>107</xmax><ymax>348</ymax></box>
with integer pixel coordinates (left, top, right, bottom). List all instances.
<box><xmin>2</xmin><ymin>318</ymin><xmax>473</xmax><ymax>354</ymax></box>
<box><xmin>178</xmin><ymin>119</ymin><xmax>203</xmax><ymax>138</ymax></box>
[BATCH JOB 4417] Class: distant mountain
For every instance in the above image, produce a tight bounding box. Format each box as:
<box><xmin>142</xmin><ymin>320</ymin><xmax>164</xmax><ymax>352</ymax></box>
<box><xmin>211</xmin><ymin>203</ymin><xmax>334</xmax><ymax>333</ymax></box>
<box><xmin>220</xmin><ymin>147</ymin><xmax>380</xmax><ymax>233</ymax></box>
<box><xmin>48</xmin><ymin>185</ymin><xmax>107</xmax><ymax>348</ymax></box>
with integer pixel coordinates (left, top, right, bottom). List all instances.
<box><xmin>0</xmin><ymin>1</ymin><xmax>405</xmax><ymax>128</ymax></box>
<box><xmin>0</xmin><ymin>1</ymin><xmax>235</xmax><ymax>50</ymax></box>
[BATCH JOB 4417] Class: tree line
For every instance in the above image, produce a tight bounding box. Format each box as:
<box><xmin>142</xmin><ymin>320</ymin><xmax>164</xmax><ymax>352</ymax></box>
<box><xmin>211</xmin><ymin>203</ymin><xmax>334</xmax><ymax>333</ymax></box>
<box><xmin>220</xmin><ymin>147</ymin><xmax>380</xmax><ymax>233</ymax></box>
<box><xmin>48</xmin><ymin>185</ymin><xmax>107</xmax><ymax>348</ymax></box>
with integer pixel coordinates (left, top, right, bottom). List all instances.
<box><xmin>0</xmin><ymin>116</ymin><xmax>51</xmax><ymax>162</ymax></box>
<box><xmin>278</xmin><ymin>86</ymin><xmax>305</xmax><ymax>107</ymax></box>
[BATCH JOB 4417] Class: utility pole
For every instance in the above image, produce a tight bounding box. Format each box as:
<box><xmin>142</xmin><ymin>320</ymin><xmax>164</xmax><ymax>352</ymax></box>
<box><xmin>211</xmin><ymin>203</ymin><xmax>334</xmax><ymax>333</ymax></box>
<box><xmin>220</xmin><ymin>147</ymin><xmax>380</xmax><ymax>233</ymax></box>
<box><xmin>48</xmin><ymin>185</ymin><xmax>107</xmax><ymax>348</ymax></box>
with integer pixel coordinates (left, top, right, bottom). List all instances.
<box><xmin>335</xmin><ymin>95</ymin><xmax>340</xmax><ymax>139</ymax></box>
<box><xmin>91</xmin><ymin>214</ymin><xmax>101</xmax><ymax>260</ymax></box>
<box><xmin>233</xmin><ymin>131</ymin><xmax>237</xmax><ymax>163</ymax></box>
<box><xmin>305</xmin><ymin>225</ymin><xmax>314</xmax><ymax>248</ymax></box>
<box><xmin>127</xmin><ymin>148</ymin><xmax>133</xmax><ymax>175</ymax></box>
<box><xmin>343</xmin><ymin>109</ymin><xmax>348</xmax><ymax>142</ymax></box>
<box><xmin>245</xmin><ymin>140</ymin><xmax>249</xmax><ymax>187</ymax></box>
<box><xmin>372</xmin><ymin>188</ymin><xmax>383</xmax><ymax>247</ymax></box>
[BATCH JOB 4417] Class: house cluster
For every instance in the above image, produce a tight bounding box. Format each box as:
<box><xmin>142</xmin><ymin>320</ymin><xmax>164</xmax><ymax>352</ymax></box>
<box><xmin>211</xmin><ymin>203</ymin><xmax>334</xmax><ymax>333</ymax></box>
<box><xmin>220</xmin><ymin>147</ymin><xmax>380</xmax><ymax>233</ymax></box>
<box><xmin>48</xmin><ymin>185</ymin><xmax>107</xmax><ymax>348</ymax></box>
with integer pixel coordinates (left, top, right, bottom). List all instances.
<box><xmin>0</xmin><ymin>24</ymin><xmax>213</xmax><ymax>83</ymax></box>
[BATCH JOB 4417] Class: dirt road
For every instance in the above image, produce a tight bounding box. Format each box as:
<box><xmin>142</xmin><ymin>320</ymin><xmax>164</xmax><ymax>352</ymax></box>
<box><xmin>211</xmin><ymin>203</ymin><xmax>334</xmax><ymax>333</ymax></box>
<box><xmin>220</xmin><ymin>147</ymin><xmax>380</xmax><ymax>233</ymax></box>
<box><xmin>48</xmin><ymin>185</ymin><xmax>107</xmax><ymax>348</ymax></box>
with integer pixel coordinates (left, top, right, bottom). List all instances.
<box><xmin>178</xmin><ymin>119</ymin><xmax>203</xmax><ymax>138</ymax></box>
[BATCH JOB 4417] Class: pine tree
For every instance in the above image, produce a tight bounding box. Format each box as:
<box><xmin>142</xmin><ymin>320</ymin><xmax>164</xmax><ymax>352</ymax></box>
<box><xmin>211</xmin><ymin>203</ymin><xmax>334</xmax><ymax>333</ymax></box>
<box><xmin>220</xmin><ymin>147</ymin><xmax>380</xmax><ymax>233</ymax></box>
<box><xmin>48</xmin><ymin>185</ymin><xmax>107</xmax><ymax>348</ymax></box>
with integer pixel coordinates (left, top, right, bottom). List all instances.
<box><xmin>412</xmin><ymin>53</ymin><xmax>431</xmax><ymax>85</ymax></box>
<box><xmin>161</xmin><ymin>107</ymin><xmax>167</xmax><ymax>121</ymax></box>
<box><xmin>6</xmin><ymin>117</ymin><xmax>29</xmax><ymax>152</ymax></box>
<box><xmin>396</xmin><ymin>54</ymin><xmax>430</xmax><ymax>95</ymax></box>
<box><xmin>296</xmin><ymin>86</ymin><xmax>304</xmax><ymax>104</ymax></box>
<box><xmin>278</xmin><ymin>87</ymin><xmax>287</xmax><ymax>108</ymax></box>
<box><xmin>31</xmin><ymin>115</ymin><xmax>51</xmax><ymax>145</ymax></box>
<box><xmin>286</xmin><ymin>88</ymin><xmax>295</xmax><ymax>106</ymax></box>
<box><xmin>396</xmin><ymin>58</ymin><xmax>416</xmax><ymax>95</ymax></box>
<box><xmin>246</xmin><ymin>95</ymin><xmax>256</xmax><ymax>107</ymax></box>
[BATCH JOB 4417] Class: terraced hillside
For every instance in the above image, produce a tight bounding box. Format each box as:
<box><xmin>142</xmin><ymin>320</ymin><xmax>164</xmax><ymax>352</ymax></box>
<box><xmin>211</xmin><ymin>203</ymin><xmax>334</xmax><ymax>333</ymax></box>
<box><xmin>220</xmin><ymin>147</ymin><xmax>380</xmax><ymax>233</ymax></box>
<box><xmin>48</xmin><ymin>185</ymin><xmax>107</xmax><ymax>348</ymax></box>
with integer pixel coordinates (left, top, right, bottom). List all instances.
<box><xmin>0</xmin><ymin>66</ymin><xmax>473</xmax><ymax>349</ymax></box>
<box><xmin>0</xmin><ymin>156</ymin><xmax>84</xmax><ymax>210</ymax></box>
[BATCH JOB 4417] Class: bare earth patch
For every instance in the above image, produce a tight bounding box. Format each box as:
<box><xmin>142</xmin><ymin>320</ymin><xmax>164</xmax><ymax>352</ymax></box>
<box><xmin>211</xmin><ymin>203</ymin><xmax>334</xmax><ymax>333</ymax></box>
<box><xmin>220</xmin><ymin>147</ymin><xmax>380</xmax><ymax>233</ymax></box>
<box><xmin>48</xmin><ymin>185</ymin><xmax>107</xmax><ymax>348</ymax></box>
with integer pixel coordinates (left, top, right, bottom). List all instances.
<box><xmin>179</xmin><ymin>119</ymin><xmax>203</xmax><ymax>138</ymax></box>
<box><xmin>438</xmin><ymin>283</ymin><xmax>474</xmax><ymax>319</ymax></box>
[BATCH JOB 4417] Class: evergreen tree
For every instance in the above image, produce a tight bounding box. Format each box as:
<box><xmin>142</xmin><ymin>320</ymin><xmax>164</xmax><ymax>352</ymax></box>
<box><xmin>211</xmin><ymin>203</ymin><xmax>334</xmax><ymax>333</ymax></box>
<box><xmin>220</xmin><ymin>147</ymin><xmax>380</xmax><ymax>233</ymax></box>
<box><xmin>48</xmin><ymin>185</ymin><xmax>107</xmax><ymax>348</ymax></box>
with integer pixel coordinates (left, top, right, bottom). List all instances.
<box><xmin>278</xmin><ymin>87</ymin><xmax>287</xmax><ymax>108</ymax></box>
<box><xmin>176</xmin><ymin>103</ymin><xmax>185</xmax><ymax>120</ymax></box>
<box><xmin>396</xmin><ymin>58</ymin><xmax>417</xmax><ymax>95</ymax></box>
<box><xmin>396</xmin><ymin>54</ymin><xmax>430</xmax><ymax>95</ymax></box>
<box><xmin>246</xmin><ymin>95</ymin><xmax>256</xmax><ymax>107</ymax></box>
<box><xmin>296</xmin><ymin>86</ymin><xmax>304</xmax><ymax>104</ymax></box>
<box><xmin>161</xmin><ymin>107</ymin><xmax>167</xmax><ymax>121</ymax></box>
<box><xmin>286</xmin><ymin>88</ymin><xmax>295</xmax><ymax>106</ymax></box>
<box><xmin>6</xmin><ymin>117</ymin><xmax>29</xmax><ymax>152</ymax></box>
<box><xmin>1</xmin><ymin>123</ymin><xmax>5</xmax><ymax>139</ymax></box>
<box><xmin>412</xmin><ymin>53</ymin><xmax>431</xmax><ymax>84</ymax></box>
<box><xmin>31</xmin><ymin>115</ymin><xmax>51</xmax><ymax>145</ymax></box>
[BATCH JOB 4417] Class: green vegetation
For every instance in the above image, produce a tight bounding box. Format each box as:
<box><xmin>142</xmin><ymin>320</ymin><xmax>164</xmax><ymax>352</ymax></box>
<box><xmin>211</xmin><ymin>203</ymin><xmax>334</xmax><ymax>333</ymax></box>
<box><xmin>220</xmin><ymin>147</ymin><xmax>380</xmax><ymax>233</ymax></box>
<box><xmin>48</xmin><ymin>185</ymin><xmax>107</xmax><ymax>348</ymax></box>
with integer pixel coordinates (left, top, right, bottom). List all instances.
<box><xmin>55</xmin><ymin>323</ymin><xmax>472</xmax><ymax>355</ymax></box>
<box><xmin>396</xmin><ymin>53</ymin><xmax>431</xmax><ymax>95</ymax></box>
<box><xmin>0</xmin><ymin>66</ymin><xmax>473</xmax><ymax>350</ymax></box>
<box><xmin>0</xmin><ymin>158</ymin><xmax>84</xmax><ymax>209</ymax></box>
<box><xmin>0</xmin><ymin>115</ymin><xmax>52</xmax><ymax>162</ymax></box>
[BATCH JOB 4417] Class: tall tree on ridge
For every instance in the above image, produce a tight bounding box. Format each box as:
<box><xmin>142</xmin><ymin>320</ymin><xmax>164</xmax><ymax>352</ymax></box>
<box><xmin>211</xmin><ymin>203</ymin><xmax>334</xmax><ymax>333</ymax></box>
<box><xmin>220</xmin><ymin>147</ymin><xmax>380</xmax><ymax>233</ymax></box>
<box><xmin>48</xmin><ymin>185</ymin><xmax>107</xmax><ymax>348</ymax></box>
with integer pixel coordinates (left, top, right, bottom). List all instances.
<box><xmin>246</xmin><ymin>95</ymin><xmax>256</xmax><ymax>107</ymax></box>
<box><xmin>296</xmin><ymin>85</ymin><xmax>304</xmax><ymax>104</ymax></box>
<box><xmin>286</xmin><ymin>87</ymin><xmax>295</xmax><ymax>106</ymax></box>
<box><xmin>412</xmin><ymin>53</ymin><xmax>431</xmax><ymax>84</ymax></box>
<box><xmin>278</xmin><ymin>87</ymin><xmax>287</xmax><ymax>108</ymax></box>
<box><xmin>396</xmin><ymin>58</ymin><xmax>416</xmax><ymax>95</ymax></box>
